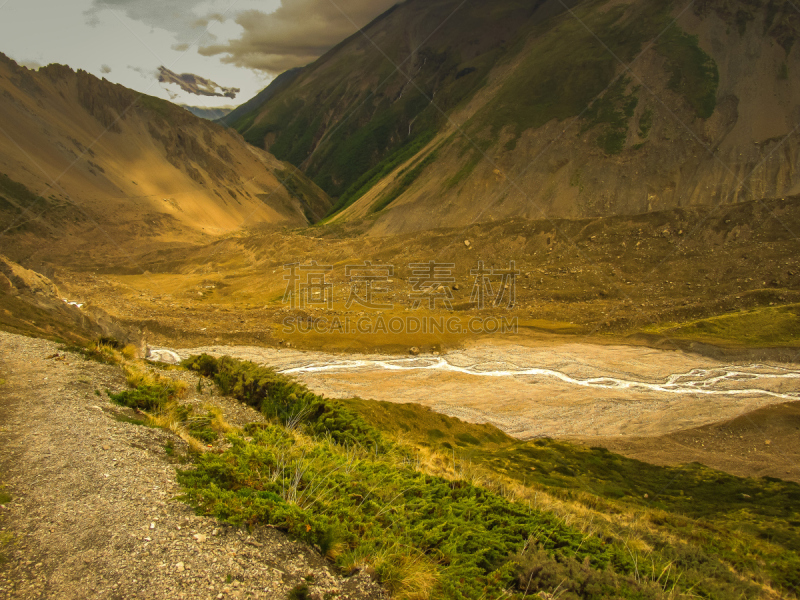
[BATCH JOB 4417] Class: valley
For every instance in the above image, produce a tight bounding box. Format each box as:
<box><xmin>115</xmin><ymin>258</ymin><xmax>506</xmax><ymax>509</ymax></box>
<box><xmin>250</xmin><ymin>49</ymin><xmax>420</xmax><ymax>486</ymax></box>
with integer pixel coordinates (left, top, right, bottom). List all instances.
<box><xmin>2</xmin><ymin>0</ymin><xmax>800</xmax><ymax>596</ymax></box>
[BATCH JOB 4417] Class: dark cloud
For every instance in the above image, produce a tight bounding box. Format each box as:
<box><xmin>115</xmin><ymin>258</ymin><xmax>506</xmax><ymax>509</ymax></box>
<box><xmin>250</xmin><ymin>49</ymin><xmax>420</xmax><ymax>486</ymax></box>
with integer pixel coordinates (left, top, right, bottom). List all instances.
<box><xmin>197</xmin><ymin>0</ymin><xmax>399</xmax><ymax>73</ymax></box>
<box><xmin>87</xmin><ymin>0</ymin><xmax>398</xmax><ymax>74</ymax></box>
<box><xmin>100</xmin><ymin>64</ymin><xmax>112</xmax><ymax>74</ymax></box>
<box><xmin>157</xmin><ymin>66</ymin><xmax>240</xmax><ymax>98</ymax></box>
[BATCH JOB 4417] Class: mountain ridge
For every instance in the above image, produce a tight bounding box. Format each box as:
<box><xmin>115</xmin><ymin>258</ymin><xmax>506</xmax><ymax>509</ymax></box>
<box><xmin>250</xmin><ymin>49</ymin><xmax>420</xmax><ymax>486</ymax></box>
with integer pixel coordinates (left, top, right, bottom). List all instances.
<box><xmin>0</xmin><ymin>54</ymin><xmax>331</xmax><ymax>264</ymax></box>
<box><xmin>226</xmin><ymin>0</ymin><xmax>800</xmax><ymax>234</ymax></box>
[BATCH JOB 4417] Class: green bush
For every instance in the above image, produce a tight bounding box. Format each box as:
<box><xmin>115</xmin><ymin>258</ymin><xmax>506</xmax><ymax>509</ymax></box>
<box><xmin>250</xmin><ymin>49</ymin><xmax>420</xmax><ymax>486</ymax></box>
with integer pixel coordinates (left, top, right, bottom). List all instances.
<box><xmin>108</xmin><ymin>384</ymin><xmax>172</xmax><ymax>411</ymax></box>
<box><xmin>178</xmin><ymin>426</ymin><xmax>615</xmax><ymax>599</ymax></box>
<box><xmin>182</xmin><ymin>354</ymin><xmax>386</xmax><ymax>450</ymax></box>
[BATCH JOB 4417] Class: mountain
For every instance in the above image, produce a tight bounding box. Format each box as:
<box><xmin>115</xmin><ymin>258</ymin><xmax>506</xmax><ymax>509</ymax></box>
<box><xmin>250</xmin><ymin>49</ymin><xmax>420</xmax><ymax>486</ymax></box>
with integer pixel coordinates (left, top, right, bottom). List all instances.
<box><xmin>220</xmin><ymin>67</ymin><xmax>303</xmax><ymax>140</ymax></box>
<box><xmin>228</xmin><ymin>0</ymin><xmax>800</xmax><ymax>234</ymax></box>
<box><xmin>179</xmin><ymin>105</ymin><xmax>234</xmax><ymax>120</ymax></box>
<box><xmin>0</xmin><ymin>254</ymin><xmax>140</xmax><ymax>345</ymax></box>
<box><xmin>0</xmin><ymin>54</ymin><xmax>330</xmax><ymax>264</ymax></box>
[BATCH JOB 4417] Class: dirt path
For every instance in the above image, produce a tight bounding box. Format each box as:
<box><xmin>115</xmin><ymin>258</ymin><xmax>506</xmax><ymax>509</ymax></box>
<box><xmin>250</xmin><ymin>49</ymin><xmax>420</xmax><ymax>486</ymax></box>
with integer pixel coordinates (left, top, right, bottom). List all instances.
<box><xmin>0</xmin><ymin>332</ymin><xmax>385</xmax><ymax>600</ymax></box>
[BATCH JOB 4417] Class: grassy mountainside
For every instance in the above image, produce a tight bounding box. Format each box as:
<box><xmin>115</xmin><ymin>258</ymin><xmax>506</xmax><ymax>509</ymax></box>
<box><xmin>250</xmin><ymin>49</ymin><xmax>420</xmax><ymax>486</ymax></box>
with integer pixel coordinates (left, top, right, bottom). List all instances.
<box><xmin>0</xmin><ymin>54</ymin><xmax>330</xmax><ymax>264</ymax></box>
<box><xmin>169</xmin><ymin>353</ymin><xmax>800</xmax><ymax>599</ymax></box>
<box><xmin>230</xmin><ymin>0</ymin><xmax>800</xmax><ymax>233</ymax></box>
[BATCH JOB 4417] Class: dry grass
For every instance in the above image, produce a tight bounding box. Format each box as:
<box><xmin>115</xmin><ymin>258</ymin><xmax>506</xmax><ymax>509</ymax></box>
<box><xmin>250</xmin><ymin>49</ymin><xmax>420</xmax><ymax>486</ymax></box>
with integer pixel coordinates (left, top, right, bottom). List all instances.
<box><xmin>206</xmin><ymin>405</ymin><xmax>237</xmax><ymax>436</ymax></box>
<box><xmin>122</xmin><ymin>362</ymin><xmax>187</xmax><ymax>397</ymax></box>
<box><xmin>110</xmin><ymin>355</ymin><xmax>206</xmax><ymax>454</ymax></box>
<box><xmin>144</xmin><ymin>404</ymin><xmax>206</xmax><ymax>454</ymax></box>
<box><xmin>87</xmin><ymin>341</ymin><xmax>124</xmax><ymax>364</ymax></box>
<box><xmin>341</xmin><ymin>544</ymin><xmax>439</xmax><ymax>600</ymax></box>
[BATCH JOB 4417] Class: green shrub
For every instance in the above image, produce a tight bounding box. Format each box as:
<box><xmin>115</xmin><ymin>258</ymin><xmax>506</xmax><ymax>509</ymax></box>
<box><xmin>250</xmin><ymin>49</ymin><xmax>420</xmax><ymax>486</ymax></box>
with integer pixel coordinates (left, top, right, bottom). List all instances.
<box><xmin>108</xmin><ymin>384</ymin><xmax>173</xmax><ymax>411</ymax></box>
<box><xmin>178</xmin><ymin>426</ymin><xmax>613</xmax><ymax>599</ymax></box>
<box><xmin>182</xmin><ymin>355</ymin><xmax>386</xmax><ymax>450</ymax></box>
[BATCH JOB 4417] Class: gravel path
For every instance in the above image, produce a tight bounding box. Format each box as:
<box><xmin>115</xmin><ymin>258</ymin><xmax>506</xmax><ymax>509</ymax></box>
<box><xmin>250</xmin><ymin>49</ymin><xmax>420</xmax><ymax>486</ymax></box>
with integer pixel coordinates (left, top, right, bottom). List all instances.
<box><xmin>0</xmin><ymin>332</ymin><xmax>385</xmax><ymax>600</ymax></box>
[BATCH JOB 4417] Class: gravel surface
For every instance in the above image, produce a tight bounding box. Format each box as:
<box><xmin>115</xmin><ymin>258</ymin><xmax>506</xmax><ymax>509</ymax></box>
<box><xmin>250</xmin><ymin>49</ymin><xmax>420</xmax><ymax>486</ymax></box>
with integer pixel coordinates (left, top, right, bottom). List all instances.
<box><xmin>169</xmin><ymin>342</ymin><xmax>800</xmax><ymax>439</ymax></box>
<box><xmin>0</xmin><ymin>331</ymin><xmax>386</xmax><ymax>600</ymax></box>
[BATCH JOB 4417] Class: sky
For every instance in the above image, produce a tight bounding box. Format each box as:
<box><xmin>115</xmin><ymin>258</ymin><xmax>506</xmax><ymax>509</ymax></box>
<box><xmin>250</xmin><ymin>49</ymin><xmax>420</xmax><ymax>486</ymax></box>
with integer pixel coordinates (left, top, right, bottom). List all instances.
<box><xmin>0</xmin><ymin>0</ymin><xmax>397</xmax><ymax>109</ymax></box>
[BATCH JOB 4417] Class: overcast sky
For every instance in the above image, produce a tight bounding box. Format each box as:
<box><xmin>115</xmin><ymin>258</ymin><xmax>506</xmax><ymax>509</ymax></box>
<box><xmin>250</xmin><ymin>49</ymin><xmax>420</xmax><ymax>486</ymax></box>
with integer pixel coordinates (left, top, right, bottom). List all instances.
<box><xmin>0</xmin><ymin>0</ymin><xmax>397</xmax><ymax>108</ymax></box>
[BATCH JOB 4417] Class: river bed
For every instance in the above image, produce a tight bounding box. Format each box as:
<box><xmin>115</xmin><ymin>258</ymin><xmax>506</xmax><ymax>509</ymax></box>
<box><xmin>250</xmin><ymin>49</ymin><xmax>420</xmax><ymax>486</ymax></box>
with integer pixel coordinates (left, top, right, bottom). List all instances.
<box><xmin>155</xmin><ymin>341</ymin><xmax>800</xmax><ymax>439</ymax></box>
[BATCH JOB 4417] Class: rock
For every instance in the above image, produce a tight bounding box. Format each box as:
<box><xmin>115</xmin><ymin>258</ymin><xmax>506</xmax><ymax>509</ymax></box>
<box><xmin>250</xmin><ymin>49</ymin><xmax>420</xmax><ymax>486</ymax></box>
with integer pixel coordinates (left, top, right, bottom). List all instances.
<box><xmin>175</xmin><ymin>562</ymin><xmax>185</xmax><ymax>572</ymax></box>
<box><xmin>453</xmin><ymin>284</ymin><xmax>460</xmax><ymax>291</ymax></box>
<box><xmin>194</xmin><ymin>533</ymin><xmax>207</xmax><ymax>543</ymax></box>
<box><xmin>765</xmin><ymin>440</ymin><xmax>771</xmax><ymax>445</ymax></box>
<box><xmin>464</xmin><ymin>240</ymin><xmax>471</xmax><ymax>247</ymax></box>
<box><xmin>409</xmin><ymin>347</ymin><xmax>420</xmax><ymax>356</ymax></box>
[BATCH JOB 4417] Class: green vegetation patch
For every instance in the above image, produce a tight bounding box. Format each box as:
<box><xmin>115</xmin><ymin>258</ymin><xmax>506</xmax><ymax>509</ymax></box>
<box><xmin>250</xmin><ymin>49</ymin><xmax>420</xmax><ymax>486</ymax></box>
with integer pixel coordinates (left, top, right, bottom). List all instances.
<box><xmin>345</xmin><ymin>397</ymin><xmax>800</xmax><ymax>597</ymax></box>
<box><xmin>581</xmin><ymin>77</ymin><xmax>639</xmax><ymax>155</ymax></box>
<box><xmin>645</xmin><ymin>304</ymin><xmax>800</xmax><ymax>346</ymax></box>
<box><xmin>443</xmin><ymin>146</ymin><xmax>485</xmax><ymax>190</ymax></box>
<box><xmin>470</xmin><ymin>1</ymin><xmax>672</xmax><ymax>149</ymax></box>
<box><xmin>175</xmin><ymin>355</ymin><xmax>800</xmax><ymax>598</ymax></box>
<box><xmin>178</xmin><ymin>424</ymin><xmax>627</xmax><ymax>599</ymax></box>
<box><xmin>655</xmin><ymin>23</ymin><xmax>719</xmax><ymax>119</ymax></box>
<box><xmin>324</xmin><ymin>129</ymin><xmax>437</xmax><ymax>218</ymax></box>
<box><xmin>638</xmin><ymin>107</ymin><xmax>654</xmax><ymax>138</ymax></box>
<box><xmin>182</xmin><ymin>354</ymin><xmax>385</xmax><ymax>450</ymax></box>
<box><xmin>108</xmin><ymin>382</ymin><xmax>179</xmax><ymax>412</ymax></box>
<box><xmin>368</xmin><ymin>146</ymin><xmax>441</xmax><ymax>214</ymax></box>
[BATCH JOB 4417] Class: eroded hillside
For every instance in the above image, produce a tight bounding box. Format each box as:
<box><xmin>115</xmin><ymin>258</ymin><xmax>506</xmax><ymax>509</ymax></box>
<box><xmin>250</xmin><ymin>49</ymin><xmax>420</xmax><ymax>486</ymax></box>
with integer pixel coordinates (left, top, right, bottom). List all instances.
<box><xmin>227</xmin><ymin>0</ymin><xmax>800</xmax><ymax>233</ymax></box>
<box><xmin>0</xmin><ymin>54</ymin><xmax>330</xmax><ymax>265</ymax></box>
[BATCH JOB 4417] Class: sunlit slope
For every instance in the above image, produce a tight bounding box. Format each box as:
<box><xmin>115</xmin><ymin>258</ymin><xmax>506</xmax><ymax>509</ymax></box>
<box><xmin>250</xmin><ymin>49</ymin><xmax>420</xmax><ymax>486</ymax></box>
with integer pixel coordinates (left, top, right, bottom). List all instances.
<box><xmin>0</xmin><ymin>54</ymin><xmax>330</xmax><ymax>253</ymax></box>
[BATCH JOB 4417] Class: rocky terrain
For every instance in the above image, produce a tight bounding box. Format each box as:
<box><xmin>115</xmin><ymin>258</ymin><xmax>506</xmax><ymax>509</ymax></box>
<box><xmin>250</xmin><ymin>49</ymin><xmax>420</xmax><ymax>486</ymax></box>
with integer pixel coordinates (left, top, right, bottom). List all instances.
<box><xmin>0</xmin><ymin>53</ymin><xmax>330</xmax><ymax>266</ymax></box>
<box><xmin>0</xmin><ymin>331</ymin><xmax>385</xmax><ymax>600</ymax></box>
<box><xmin>227</xmin><ymin>0</ymin><xmax>800</xmax><ymax>234</ymax></box>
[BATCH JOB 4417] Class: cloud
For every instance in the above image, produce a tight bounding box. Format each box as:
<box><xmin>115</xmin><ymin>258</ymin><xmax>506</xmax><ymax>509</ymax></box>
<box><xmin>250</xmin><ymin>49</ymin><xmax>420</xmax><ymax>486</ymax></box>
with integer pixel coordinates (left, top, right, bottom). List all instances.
<box><xmin>86</xmin><ymin>0</ymin><xmax>398</xmax><ymax>74</ymax></box>
<box><xmin>198</xmin><ymin>0</ymin><xmax>398</xmax><ymax>73</ymax></box>
<box><xmin>128</xmin><ymin>64</ymin><xmax>157</xmax><ymax>79</ymax></box>
<box><xmin>100</xmin><ymin>64</ymin><xmax>112</xmax><ymax>74</ymax></box>
<box><xmin>157</xmin><ymin>66</ymin><xmax>240</xmax><ymax>98</ymax></box>
<box><xmin>86</xmin><ymin>0</ymin><xmax>210</xmax><ymax>38</ymax></box>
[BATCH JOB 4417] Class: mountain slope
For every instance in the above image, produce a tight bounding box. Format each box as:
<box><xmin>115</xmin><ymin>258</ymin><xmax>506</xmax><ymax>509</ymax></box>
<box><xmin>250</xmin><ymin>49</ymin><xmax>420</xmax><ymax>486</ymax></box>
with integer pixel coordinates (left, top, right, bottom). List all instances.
<box><xmin>0</xmin><ymin>54</ymin><xmax>330</xmax><ymax>263</ymax></box>
<box><xmin>229</xmin><ymin>0</ymin><xmax>800</xmax><ymax>234</ymax></box>
<box><xmin>220</xmin><ymin>67</ymin><xmax>302</xmax><ymax>140</ymax></box>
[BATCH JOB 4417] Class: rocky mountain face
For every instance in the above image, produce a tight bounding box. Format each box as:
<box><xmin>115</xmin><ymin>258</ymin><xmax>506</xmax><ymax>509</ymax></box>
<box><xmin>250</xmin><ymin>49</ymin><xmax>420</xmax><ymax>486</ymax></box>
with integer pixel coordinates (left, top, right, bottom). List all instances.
<box><xmin>0</xmin><ymin>54</ymin><xmax>331</xmax><ymax>264</ymax></box>
<box><xmin>228</xmin><ymin>0</ymin><xmax>800</xmax><ymax>234</ymax></box>
<box><xmin>0</xmin><ymin>255</ymin><xmax>140</xmax><ymax>345</ymax></box>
